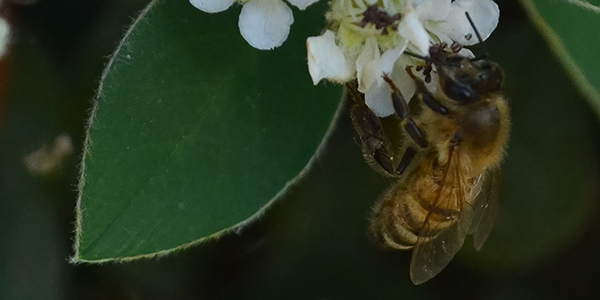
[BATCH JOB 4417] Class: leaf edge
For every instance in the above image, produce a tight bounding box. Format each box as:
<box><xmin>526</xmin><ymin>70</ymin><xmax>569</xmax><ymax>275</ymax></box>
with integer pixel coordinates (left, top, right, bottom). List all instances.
<box><xmin>69</xmin><ymin>0</ymin><xmax>346</xmax><ymax>262</ymax></box>
<box><xmin>519</xmin><ymin>0</ymin><xmax>600</xmax><ymax>117</ymax></box>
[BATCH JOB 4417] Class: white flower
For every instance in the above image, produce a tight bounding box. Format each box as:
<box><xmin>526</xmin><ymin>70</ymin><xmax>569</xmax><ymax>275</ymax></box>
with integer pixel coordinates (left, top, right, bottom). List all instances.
<box><xmin>397</xmin><ymin>9</ymin><xmax>430</xmax><ymax>56</ymax></box>
<box><xmin>190</xmin><ymin>0</ymin><xmax>235</xmax><ymax>13</ymax></box>
<box><xmin>0</xmin><ymin>17</ymin><xmax>9</xmax><ymax>58</ymax></box>
<box><xmin>307</xmin><ymin>0</ymin><xmax>500</xmax><ymax>116</ymax></box>
<box><xmin>190</xmin><ymin>0</ymin><xmax>320</xmax><ymax>50</ymax></box>
<box><xmin>306</xmin><ymin>30</ymin><xmax>354</xmax><ymax>84</ymax></box>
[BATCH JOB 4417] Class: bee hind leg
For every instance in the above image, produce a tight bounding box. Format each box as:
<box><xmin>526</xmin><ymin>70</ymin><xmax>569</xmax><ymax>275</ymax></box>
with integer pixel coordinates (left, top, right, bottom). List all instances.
<box><xmin>367</xmin><ymin>144</ymin><xmax>415</xmax><ymax>176</ymax></box>
<box><xmin>349</xmin><ymin>84</ymin><xmax>396</xmax><ymax>177</ymax></box>
<box><xmin>348</xmin><ymin>80</ymin><xmax>417</xmax><ymax>177</ymax></box>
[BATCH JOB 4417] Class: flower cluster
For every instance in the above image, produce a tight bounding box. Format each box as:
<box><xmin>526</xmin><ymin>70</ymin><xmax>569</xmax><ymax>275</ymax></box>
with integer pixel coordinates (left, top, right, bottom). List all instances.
<box><xmin>190</xmin><ymin>0</ymin><xmax>319</xmax><ymax>50</ymax></box>
<box><xmin>191</xmin><ymin>0</ymin><xmax>500</xmax><ymax>116</ymax></box>
<box><xmin>307</xmin><ymin>0</ymin><xmax>500</xmax><ymax>116</ymax></box>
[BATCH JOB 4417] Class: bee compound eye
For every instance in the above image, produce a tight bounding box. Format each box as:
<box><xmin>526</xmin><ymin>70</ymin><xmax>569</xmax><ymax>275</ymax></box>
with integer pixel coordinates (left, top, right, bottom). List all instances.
<box><xmin>444</xmin><ymin>80</ymin><xmax>477</xmax><ymax>104</ymax></box>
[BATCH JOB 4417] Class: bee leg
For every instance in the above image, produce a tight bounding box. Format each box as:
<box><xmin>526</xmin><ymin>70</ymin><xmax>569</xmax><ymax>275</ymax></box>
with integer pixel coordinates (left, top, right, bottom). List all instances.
<box><xmin>394</xmin><ymin>146</ymin><xmax>416</xmax><ymax>175</ymax></box>
<box><xmin>422</xmin><ymin>91</ymin><xmax>448</xmax><ymax>115</ymax></box>
<box><xmin>369</xmin><ymin>141</ymin><xmax>395</xmax><ymax>175</ymax></box>
<box><xmin>383</xmin><ymin>74</ymin><xmax>429</xmax><ymax>148</ymax></box>
<box><xmin>359</xmin><ymin>135</ymin><xmax>396</xmax><ymax>177</ymax></box>
<box><xmin>348</xmin><ymin>82</ymin><xmax>397</xmax><ymax>177</ymax></box>
<box><xmin>405</xmin><ymin>66</ymin><xmax>449</xmax><ymax>116</ymax></box>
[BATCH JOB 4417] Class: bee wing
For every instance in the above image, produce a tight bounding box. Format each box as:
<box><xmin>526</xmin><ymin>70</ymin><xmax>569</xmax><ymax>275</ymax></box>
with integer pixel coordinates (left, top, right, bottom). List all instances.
<box><xmin>409</xmin><ymin>150</ymin><xmax>473</xmax><ymax>285</ymax></box>
<box><xmin>468</xmin><ymin>167</ymin><xmax>502</xmax><ymax>251</ymax></box>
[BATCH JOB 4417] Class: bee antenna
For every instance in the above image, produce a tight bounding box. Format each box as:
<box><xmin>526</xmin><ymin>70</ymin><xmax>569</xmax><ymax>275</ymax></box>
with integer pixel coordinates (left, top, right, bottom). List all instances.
<box><xmin>465</xmin><ymin>12</ymin><xmax>489</xmax><ymax>61</ymax></box>
<box><xmin>403</xmin><ymin>51</ymin><xmax>430</xmax><ymax>61</ymax></box>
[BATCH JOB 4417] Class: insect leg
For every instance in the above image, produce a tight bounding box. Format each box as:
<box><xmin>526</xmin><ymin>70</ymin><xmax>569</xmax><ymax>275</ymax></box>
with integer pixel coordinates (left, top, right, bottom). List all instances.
<box><xmin>347</xmin><ymin>82</ymin><xmax>396</xmax><ymax>177</ymax></box>
<box><xmin>383</xmin><ymin>74</ymin><xmax>429</xmax><ymax>148</ymax></box>
<box><xmin>421</xmin><ymin>91</ymin><xmax>448</xmax><ymax>115</ymax></box>
<box><xmin>394</xmin><ymin>146</ymin><xmax>416</xmax><ymax>175</ymax></box>
<box><xmin>405</xmin><ymin>67</ymin><xmax>449</xmax><ymax>116</ymax></box>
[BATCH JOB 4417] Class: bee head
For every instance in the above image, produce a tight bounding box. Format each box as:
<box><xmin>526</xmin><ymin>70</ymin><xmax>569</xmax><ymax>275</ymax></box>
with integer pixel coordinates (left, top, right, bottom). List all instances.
<box><xmin>437</xmin><ymin>57</ymin><xmax>504</xmax><ymax>104</ymax></box>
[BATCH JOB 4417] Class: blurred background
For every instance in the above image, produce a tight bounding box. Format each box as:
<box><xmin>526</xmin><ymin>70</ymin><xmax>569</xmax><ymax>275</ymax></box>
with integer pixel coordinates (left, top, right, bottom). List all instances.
<box><xmin>1</xmin><ymin>0</ymin><xmax>600</xmax><ymax>299</ymax></box>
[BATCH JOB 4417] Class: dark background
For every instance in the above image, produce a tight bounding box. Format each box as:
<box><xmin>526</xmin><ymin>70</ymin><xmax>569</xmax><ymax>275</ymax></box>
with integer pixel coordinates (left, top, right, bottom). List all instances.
<box><xmin>1</xmin><ymin>0</ymin><xmax>599</xmax><ymax>299</ymax></box>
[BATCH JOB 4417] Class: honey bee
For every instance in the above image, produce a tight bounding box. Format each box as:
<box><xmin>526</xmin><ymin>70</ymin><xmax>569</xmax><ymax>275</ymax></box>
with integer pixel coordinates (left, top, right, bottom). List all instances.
<box><xmin>348</xmin><ymin>13</ymin><xmax>509</xmax><ymax>285</ymax></box>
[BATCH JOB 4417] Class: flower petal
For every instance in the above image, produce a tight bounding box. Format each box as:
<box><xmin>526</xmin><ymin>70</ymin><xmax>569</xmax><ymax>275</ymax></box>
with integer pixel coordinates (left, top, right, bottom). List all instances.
<box><xmin>397</xmin><ymin>11</ymin><xmax>430</xmax><ymax>55</ymax></box>
<box><xmin>365</xmin><ymin>47</ymin><xmax>414</xmax><ymax>117</ymax></box>
<box><xmin>238</xmin><ymin>0</ymin><xmax>294</xmax><ymax>50</ymax></box>
<box><xmin>306</xmin><ymin>30</ymin><xmax>354</xmax><ymax>85</ymax></box>
<box><xmin>392</xmin><ymin>55</ymin><xmax>418</xmax><ymax>101</ymax></box>
<box><xmin>356</xmin><ymin>37</ymin><xmax>380</xmax><ymax>93</ymax></box>
<box><xmin>380</xmin><ymin>0</ymin><xmax>399</xmax><ymax>15</ymax></box>
<box><xmin>438</xmin><ymin>0</ymin><xmax>499</xmax><ymax>46</ymax></box>
<box><xmin>190</xmin><ymin>0</ymin><xmax>234</xmax><ymax>13</ymax></box>
<box><xmin>416</xmin><ymin>0</ymin><xmax>451</xmax><ymax>22</ymax></box>
<box><xmin>375</xmin><ymin>41</ymin><xmax>408</xmax><ymax>85</ymax></box>
<box><xmin>365</xmin><ymin>81</ymin><xmax>395</xmax><ymax>117</ymax></box>
<box><xmin>457</xmin><ymin>47</ymin><xmax>474</xmax><ymax>58</ymax></box>
<box><xmin>0</xmin><ymin>17</ymin><xmax>8</xmax><ymax>58</ymax></box>
<box><xmin>287</xmin><ymin>0</ymin><xmax>319</xmax><ymax>10</ymax></box>
<box><xmin>424</xmin><ymin>23</ymin><xmax>453</xmax><ymax>45</ymax></box>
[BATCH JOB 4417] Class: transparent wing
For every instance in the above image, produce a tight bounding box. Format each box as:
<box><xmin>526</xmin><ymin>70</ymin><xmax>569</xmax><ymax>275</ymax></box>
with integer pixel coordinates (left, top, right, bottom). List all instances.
<box><xmin>468</xmin><ymin>167</ymin><xmax>502</xmax><ymax>251</ymax></box>
<box><xmin>409</xmin><ymin>149</ymin><xmax>473</xmax><ymax>285</ymax></box>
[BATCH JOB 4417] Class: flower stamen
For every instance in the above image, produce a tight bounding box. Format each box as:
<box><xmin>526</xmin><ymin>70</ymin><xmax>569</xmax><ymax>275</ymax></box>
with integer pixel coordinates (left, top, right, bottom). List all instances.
<box><xmin>360</xmin><ymin>4</ymin><xmax>402</xmax><ymax>35</ymax></box>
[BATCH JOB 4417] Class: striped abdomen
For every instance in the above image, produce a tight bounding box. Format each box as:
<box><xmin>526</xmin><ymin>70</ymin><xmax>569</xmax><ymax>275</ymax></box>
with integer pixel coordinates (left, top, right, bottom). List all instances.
<box><xmin>370</xmin><ymin>151</ymin><xmax>477</xmax><ymax>249</ymax></box>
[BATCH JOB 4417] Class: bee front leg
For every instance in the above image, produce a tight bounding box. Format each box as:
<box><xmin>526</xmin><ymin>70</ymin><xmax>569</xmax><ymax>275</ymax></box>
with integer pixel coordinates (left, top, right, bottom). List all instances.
<box><xmin>405</xmin><ymin>66</ymin><xmax>449</xmax><ymax>116</ymax></box>
<box><xmin>383</xmin><ymin>74</ymin><xmax>429</xmax><ymax>149</ymax></box>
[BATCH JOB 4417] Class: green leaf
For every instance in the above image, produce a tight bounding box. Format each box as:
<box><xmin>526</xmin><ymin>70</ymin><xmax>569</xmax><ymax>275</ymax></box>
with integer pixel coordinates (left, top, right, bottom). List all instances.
<box><xmin>73</xmin><ymin>0</ymin><xmax>343</xmax><ymax>262</ymax></box>
<box><xmin>521</xmin><ymin>0</ymin><xmax>600</xmax><ymax>116</ymax></box>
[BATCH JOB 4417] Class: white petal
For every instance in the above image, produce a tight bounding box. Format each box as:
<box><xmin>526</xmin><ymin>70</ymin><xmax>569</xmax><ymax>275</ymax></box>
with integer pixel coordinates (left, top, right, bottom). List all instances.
<box><xmin>306</xmin><ymin>30</ymin><xmax>353</xmax><ymax>85</ymax></box>
<box><xmin>375</xmin><ymin>41</ymin><xmax>408</xmax><ymax>85</ymax></box>
<box><xmin>365</xmin><ymin>81</ymin><xmax>395</xmax><ymax>117</ymax></box>
<box><xmin>239</xmin><ymin>0</ymin><xmax>294</xmax><ymax>50</ymax></box>
<box><xmin>365</xmin><ymin>52</ymin><xmax>415</xmax><ymax>117</ymax></box>
<box><xmin>457</xmin><ymin>47</ymin><xmax>474</xmax><ymax>58</ymax></box>
<box><xmin>438</xmin><ymin>0</ymin><xmax>499</xmax><ymax>46</ymax></box>
<box><xmin>416</xmin><ymin>0</ymin><xmax>451</xmax><ymax>21</ymax></box>
<box><xmin>190</xmin><ymin>0</ymin><xmax>234</xmax><ymax>13</ymax></box>
<box><xmin>288</xmin><ymin>0</ymin><xmax>319</xmax><ymax>10</ymax></box>
<box><xmin>424</xmin><ymin>22</ymin><xmax>454</xmax><ymax>45</ymax></box>
<box><xmin>380</xmin><ymin>0</ymin><xmax>399</xmax><ymax>15</ymax></box>
<box><xmin>0</xmin><ymin>17</ymin><xmax>8</xmax><ymax>58</ymax></box>
<box><xmin>397</xmin><ymin>11</ymin><xmax>430</xmax><ymax>55</ymax></box>
<box><xmin>356</xmin><ymin>37</ymin><xmax>380</xmax><ymax>93</ymax></box>
<box><xmin>391</xmin><ymin>55</ymin><xmax>418</xmax><ymax>102</ymax></box>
